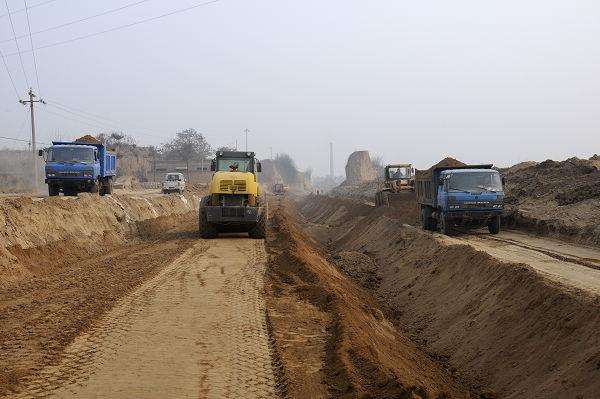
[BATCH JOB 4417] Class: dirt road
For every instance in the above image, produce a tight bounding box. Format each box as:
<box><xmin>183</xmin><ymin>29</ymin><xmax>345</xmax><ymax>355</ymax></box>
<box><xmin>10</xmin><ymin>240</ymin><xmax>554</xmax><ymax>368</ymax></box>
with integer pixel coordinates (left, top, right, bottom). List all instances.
<box><xmin>10</xmin><ymin>237</ymin><xmax>277</xmax><ymax>399</ymax></box>
<box><xmin>456</xmin><ymin>230</ymin><xmax>600</xmax><ymax>294</ymax></box>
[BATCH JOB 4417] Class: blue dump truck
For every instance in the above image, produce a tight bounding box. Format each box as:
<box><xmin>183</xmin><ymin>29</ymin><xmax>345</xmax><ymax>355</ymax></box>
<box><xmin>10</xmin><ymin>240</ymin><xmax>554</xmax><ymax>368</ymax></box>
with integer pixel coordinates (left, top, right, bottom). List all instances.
<box><xmin>39</xmin><ymin>138</ymin><xmax>117</xmax><ymax>196</ymax></box>
<box><xmin>415</xmin><ymin>164</ymin><xmax>504</xmax><ymax>235</ymax></box>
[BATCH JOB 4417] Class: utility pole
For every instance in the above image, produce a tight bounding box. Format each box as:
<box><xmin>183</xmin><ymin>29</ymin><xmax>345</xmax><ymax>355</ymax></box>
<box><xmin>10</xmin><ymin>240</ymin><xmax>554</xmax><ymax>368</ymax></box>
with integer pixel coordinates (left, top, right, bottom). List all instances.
<box><xmin>270</xmin><ymin>147</ymin><xmax>273</xmax><ymax>159</ymax></box>
<box><xmin>329</xmin><ymin>142</ymin><xmax>334</xmax><ymax>179</ymax></box>
<box><xmin>20</xmin><ymin>89</ymin><xmax>45</xmax><ymax>193</ymax></box>
<box><xmin>244</xmin><ymin>128</ymin><xmax>250</xmax><ymax>151</ymax></box>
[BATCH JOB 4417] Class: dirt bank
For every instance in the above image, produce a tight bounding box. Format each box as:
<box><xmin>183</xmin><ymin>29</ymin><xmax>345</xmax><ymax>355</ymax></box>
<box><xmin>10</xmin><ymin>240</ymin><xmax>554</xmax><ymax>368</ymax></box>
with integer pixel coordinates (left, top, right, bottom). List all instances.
<box><xmin>298</xmin><ymin>195</ymin><xmax>600</xmax><ymax>398</ymax></box>
<box><xmin>265</xmin><ymin>199</ymin><xmax>474</xmax><ymax>398</ymax></box>
<box><xmin>0</xmin><ymin>192</ymin><xmax>200</xmax><ymax>284</ymax></box>
<box><xmin>503</xmin><ymin>158</ymin><xmax>600</xmax><ymax>246</ymax></box>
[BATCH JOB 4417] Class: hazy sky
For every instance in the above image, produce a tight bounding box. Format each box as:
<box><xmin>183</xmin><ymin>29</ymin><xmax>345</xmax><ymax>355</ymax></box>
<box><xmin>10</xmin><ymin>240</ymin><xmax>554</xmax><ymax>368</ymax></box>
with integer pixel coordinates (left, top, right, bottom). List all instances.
<box><xmin>1</xmin><ymin>0</ymin><xmax>599</xmax><ymax>175</ymax></box>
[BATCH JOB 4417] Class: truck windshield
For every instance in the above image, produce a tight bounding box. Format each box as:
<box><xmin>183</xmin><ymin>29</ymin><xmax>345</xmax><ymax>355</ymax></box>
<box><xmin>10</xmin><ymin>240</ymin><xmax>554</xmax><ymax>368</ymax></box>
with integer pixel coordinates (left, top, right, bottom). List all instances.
<box><xmin>48</xmin><ymin>147</ymin><xmax>94</xmax><ymax>163</ymax></box>
<box><xmin>447</xmin><ymin>171</ymin><xmax>502</xmax><ymax>192</ymax></box>
<box><xmin>165</xmin><ymin>174</ymin><xmax>181</xmax><ymax>181</ymax></box>
<box><xmin>217</xmin><ymin>158</ymin><xmax>252</xmax><ymax>172</ymax></box>
<box><xmin>388</xmin><ymin>167</ymin><xmax>411</xmax><ymax>179</ymax></box>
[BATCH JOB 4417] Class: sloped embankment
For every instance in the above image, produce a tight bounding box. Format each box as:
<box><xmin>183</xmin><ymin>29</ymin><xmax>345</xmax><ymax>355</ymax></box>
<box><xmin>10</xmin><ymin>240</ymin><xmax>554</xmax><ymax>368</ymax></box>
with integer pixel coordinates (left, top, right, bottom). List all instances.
<box><xmin>298</xmin><ymin>195</ymin><xmax>600</xmax><ymax>399</ymax></box>
<box><xmin>503</xmin><ymin>158</ymin><xmax>600</xmax><ymax>246</ymax></box>
<box><xmin>265</xmin><ymin>199</ymin><xmax>473</xmax><ymax>398</ymax></box>
<box><xmin>0</xmin><ymin>193</ymin><xmax>200</xmax><ymax>284</ymax></box>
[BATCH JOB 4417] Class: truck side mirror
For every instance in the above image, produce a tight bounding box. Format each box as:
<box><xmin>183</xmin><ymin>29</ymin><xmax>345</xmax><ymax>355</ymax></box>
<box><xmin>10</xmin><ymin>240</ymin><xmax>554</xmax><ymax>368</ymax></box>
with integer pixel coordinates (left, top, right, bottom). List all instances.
<box><xmin>210</xmin><ymin>160</ymin><xmax>216</xmax><ymax>171</ymax></box>
<box><xmin>38</xmin><ymin>149</ymin><xmax>43</xmax><ymax>156</ymax></box>
<box><xmin>502</xmin><ymin>176</ymin><xmax>506</xmax><ymax>186</ymax></box>
<box><xmin>438</xmin><ymin>178</ymin><xmax>444</xmax><ymax>186</ymax></box>
<box><xmin>256</xmin><ymin>162</ymin><xmax>262</xmax><ymax>173</ymax></box>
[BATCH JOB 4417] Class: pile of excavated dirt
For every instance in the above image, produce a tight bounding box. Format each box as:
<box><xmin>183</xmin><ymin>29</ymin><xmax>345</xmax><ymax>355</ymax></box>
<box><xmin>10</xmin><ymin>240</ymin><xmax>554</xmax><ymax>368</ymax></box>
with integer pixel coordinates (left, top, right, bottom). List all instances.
<box><xmin>503</xmin><ymin>158</ymin><xmax>600</xmax><ymax>246</ymax></box>
<box><xmin>343</xmin><ymin>151</ymin><xmax>377</xmax><ymax>185</ymax></box>
<box><xmin>329</xmin><ymin>180</ymin><xmax>380</xmax><ymax>202</ymax></box>
<box><xmin>0</xmin><ymin>193</ymin><xmax>200</xmax><ymax>285</ymax></box>
<box><xmin>415</xmin><ymin>157</ymin><xmax>466</xmax><ymax>177</ymax></box>
<box><xmin>297</xmin><ymin>195</ymin><xmax>600</xmax><ymax>399</ymax></box>
<box><xmin>265</xmin><ymin>199</ymin><xmax>474</xmax><ymax>399</ymax></box>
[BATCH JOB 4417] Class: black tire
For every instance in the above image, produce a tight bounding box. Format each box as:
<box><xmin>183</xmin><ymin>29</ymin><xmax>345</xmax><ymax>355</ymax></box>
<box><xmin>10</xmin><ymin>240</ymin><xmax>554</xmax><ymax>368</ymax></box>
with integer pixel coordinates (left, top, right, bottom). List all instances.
<box><xmin>439</xmin><ymin>214</ymin><xmax>451</xmax><ymax>235</ymax></box>
<box><xmin>64</xmin><ymin>188</ymin><xmax>77</xmax><ymax>196</ymax></box>
<box><xmin>48</xmin><ymin>184</ymin><xmax>60</xmax><ymax>197</ymax></box>
<box><xmin>248</xmin><ymin>214</ymin><xmax>266</xmax><ymax>239</ymax></box>
<box><xmin>106</xmin><ymin>179</ymin><xmax>113</xmax><ymax>195</ymax></box>
<box><xmin>89</xmin><ymin>182</ymin><xmax>99</xmax><ymax>194</ymax></box>
<box><xmin>421</xmin><ymin>206</ymin><xmax>436</xmax><ymax>231</ymax></box>
<box><xmin>488</xmin><ymin>215</ymin><xmax>501</xmax><ymax>235</ymax></box>
<box><xmin>199</xmin><ymin>208</ymin><xmax>218</xmax><ymax>239</ymax></box>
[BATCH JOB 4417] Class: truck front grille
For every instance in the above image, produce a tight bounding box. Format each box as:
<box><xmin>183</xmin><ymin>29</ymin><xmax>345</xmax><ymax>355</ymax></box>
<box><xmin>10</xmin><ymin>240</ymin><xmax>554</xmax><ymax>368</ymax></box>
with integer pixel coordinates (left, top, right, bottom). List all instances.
<box><xmin>222</xmin><ymin>207</ymin><xmax>245</xmax><ymax>218</ymax></box>
<box><xmin>58</xmin><ymin>171</ymin><xmax>84</xmax><ymax>177</ymax></box>
<box><xmin>233</xmin><ymin>180</ymin><xmax>246</xmax><ymax>192</ymax></box>
<box><xmin>220</xmin><ymin>180</ymin><xmax>233</xmax><ymax>191</ymax></box>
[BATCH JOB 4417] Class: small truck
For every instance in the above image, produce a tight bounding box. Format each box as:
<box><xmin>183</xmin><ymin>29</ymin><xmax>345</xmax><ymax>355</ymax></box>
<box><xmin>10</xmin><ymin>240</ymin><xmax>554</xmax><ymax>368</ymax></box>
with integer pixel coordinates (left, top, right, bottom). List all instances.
<box><xmin>415</xmin><ymin>164</ymin><xmax>504</xmax><ymax>235</ymax></box>
<box><xmin>162</xmin><ymin>172</ymin><xmax>186</xmax><ymax>194</ymax></box>
<box><xmin>39</xmin><ymin>138</ymin><xmax>116</xmax><ymax>196</ymax></box>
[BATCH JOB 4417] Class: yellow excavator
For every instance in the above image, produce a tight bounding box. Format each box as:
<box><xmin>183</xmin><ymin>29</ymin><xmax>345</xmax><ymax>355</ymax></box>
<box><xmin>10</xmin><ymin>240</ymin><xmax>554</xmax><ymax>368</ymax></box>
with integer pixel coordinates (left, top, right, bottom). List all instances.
<box><xmin>199</xmin><ymin>151</ymin><xmax>266</xmax><ymax>239</ymax></box>
<box><xmin>375</xmin><ymin>163</ymin><xmax>415</xmax><ymax>207</ymax></box>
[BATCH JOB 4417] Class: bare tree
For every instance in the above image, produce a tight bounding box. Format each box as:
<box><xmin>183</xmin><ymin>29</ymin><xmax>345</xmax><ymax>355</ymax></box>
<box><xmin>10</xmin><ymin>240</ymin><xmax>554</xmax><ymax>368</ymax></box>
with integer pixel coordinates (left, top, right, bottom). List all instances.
<box><xmin>161</xmin><ymin>128</ymin><xmax>212</xmax><ymax>178</ymax></box>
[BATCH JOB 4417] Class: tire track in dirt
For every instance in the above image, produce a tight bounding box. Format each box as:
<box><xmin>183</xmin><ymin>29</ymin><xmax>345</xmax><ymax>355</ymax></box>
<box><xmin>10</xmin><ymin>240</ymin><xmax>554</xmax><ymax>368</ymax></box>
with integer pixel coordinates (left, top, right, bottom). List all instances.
<box><xmin>13</xmin><ymin>238</ymin><xmax>277</xmax><ymax>399</ymax></box>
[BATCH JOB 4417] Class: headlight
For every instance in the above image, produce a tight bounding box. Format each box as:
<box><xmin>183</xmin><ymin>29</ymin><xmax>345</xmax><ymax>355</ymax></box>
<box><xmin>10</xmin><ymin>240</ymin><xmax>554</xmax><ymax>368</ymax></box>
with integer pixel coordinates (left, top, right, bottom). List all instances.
<box><xmin>449</xmin><ymin>204</ymin><xmax>461</xmax><ymax>209</ymax></box>
<box><xmin>47</xmin><ymin>173</ymin><xmax>56</xmax><ymax>177</ymax></box>
<box><xmin>83</xmin><ymin>170</ymin><xmax>93</xmax><ymax>177</ymax></box>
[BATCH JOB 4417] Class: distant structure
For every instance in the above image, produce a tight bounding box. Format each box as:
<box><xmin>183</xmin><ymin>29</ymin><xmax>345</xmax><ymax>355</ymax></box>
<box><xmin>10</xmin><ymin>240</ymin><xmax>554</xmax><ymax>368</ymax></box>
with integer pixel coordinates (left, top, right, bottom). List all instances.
<box><xmin>329</xmin><ymin>142</ymin><xmax>334</xmax><ymax>179</ymax></box>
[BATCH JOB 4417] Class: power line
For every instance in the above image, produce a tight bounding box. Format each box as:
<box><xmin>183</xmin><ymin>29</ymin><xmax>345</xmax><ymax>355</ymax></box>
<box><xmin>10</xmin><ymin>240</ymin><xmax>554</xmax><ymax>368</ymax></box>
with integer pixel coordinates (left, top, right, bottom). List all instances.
<box><xmin>4</xmin><ymin>0</ymin><xmax>29</xmax><ymax>87</ymax></box>
<box><xmin>0</xmin><ymin>49</ymin><xmax>20</xmax><ymax>100</ymax></box>
<box><xmin>40</xmin><ymin>107</ymin><xmax>114</xmax><ymax>130</ymax></box>
<box><xmin>0</xmin><ymin>0</ymin><xmax>58</xmax><ymax>19</ymax></box>
<box><xmin>0</xmin><ymin>135</ymin><xmax>48</xmax><ymax>145</ymax></box>
<box><xmin>45</xmin><ymin>99</ymin><xmax>167</xmax><ymax>140</ymax></box>
<box><xmin>0</xmin><ymin>0</ymin><xmax>152</xmax><ymax>44</ymax></box>
<box><xmin>23</xmin><ymin>0</ymin><xmax>42</xmax><ymax>94</ymax></box>
<box><xmin>4</xmin><ymin>0</ymin><xmax>220</xmax><ymax>57</ymax></box>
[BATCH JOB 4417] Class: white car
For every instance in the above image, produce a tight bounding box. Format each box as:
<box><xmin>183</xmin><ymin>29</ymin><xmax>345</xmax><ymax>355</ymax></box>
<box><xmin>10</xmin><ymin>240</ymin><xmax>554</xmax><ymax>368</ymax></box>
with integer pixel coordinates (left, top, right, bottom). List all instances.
<box><xmin>162</xmin><ymin>173</ymin><xmax>186</xmax><ymax>194</ymax></box>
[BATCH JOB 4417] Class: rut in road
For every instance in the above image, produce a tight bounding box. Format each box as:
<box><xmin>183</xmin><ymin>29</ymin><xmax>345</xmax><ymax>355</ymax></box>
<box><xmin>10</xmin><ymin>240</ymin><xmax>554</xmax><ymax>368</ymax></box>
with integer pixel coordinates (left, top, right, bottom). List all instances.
<box><xmin>14</xmin><ymin>238</ymin><xmax>278</xmax><ymax>399</ymax></box>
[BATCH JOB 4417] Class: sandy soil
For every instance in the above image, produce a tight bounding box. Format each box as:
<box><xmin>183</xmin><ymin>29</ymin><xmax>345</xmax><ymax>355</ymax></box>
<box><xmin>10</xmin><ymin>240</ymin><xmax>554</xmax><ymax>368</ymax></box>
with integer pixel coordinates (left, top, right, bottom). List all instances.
<box><xmin>297</xmin><ymin>195</ymin><xmax>600</xmax><ymax>398</ymax></box>
<box><xmin>11</xmin><ymin>238</ymin><xmax>277</xmax><ymax>399</ymax></box>
<box><xmin>457</xmin><ymin>230</ymin><xmax>600</xmax><ymax>294</ymax></box>
<box><xmin>265</xmin><ymin>199</ymin><xmax>474</xmax><ymax>398</ymax></box>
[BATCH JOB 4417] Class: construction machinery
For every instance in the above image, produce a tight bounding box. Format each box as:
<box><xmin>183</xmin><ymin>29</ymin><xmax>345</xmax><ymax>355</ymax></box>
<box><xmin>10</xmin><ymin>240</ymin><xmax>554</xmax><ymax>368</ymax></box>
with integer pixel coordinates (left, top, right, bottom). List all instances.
<box><xmin>375</xmin><ymin>164</ymin><xmax>415</xmax><ymax>207</ymax></box>
<box><xmin>199</xmin><ymin>151</ymin><xmax>266</xmax><ymax>239</ymax></box>
<box><xmin>272</xmin><ymin>183</ymin><xmax>285</xmax><ymax>196</ymax></box>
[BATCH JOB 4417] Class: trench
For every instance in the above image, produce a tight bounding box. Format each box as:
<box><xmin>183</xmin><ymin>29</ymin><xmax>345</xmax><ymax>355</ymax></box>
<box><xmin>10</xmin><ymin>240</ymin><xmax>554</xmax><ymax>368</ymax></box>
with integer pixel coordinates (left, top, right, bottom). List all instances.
<box><xmin>295</xmin><ymin>194</ymin><xmax>600</xmax><ymax>399</ymax></box>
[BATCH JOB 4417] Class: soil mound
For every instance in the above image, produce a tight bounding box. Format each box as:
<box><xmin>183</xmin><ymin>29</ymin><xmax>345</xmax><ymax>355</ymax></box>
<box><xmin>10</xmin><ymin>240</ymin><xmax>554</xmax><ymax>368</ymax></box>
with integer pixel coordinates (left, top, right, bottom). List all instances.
<box><xmin>74</xmin><ymin>135</ymin><xmax>102</xmax><ymax>145</ymax></box>
<box><xmin>344</xmin><ymin>151</ymin><xmax>377</xmax><ymax>185</ymax></box>
<box><xmin>0</xmin><ymin>193</ymin><xmax>200</xmax><ymax>285</ymax></box>
<box><xmin>265</xmin><ymin>199</ymin><xmax>472</xmax><ymax>398</ymax></box>
<box><xmin>503</xmin><ymin>157</ymin><xmax>600</xmax><ymax>245</ymax></box>
<box><xmin>297</xmin><ymin>195</ymin><xmax>600</xmax><ymax>399</ymax></box>
<box><xmin>416</xmin><ymin>157</ymin><xmax>466</xmax><ymax>177</ymax></box>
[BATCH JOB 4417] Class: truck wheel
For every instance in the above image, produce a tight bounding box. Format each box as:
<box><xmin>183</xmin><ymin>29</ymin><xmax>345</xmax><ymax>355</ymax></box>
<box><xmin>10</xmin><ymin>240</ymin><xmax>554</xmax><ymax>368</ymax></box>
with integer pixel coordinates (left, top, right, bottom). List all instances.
<box><xmin>440</xmin><ymin>214</ymin><xmax>452</xmax><ymax>235</ymax></box>
<box><xmin>199</xmin><ymin>208</ymin><xmax>218</xmax><ymax>239</ymax></box>
<box><xmin>421</xmin><ymin>207</ymin><xmax>436</xmax><ymax>231</ymax></box>
<box><xmin>248</xmin><ymin>214</ymin><xmax>266</xmax><ymax>239</ymax></box>
<box><xmin>106</xmin><ymin>179</ymin><xmax>113</xmax><ymax>195</ymax></box>
<box><xmin>48</xmin><ymin>184</ymin><xmax>60</xmax><ymax>197</ymax></box>
<box><xmin>488</xmin><ymin>215</ymin><xmax>501</xmax><ymax>235</ymax></box>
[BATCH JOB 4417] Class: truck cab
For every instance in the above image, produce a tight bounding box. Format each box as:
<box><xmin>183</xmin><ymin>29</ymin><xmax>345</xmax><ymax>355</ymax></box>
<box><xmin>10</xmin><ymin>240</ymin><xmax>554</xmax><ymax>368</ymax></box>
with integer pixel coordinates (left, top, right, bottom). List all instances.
<box><xmin>416</xmin><ymin>165</ymin><xmax>504</xmax><ymax>235</ymax></box>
